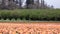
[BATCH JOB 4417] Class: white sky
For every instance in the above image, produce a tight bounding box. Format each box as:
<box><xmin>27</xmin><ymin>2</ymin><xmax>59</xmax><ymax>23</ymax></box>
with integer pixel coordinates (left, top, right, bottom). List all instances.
<box><xmin>44</xmin><ymin>0</ymin><xmax>60</xmax><ymax>8</ymax></box>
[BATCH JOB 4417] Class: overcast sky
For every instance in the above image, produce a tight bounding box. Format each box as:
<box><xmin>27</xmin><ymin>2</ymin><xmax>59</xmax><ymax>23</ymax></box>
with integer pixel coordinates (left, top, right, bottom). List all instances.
<box><xmin>44</xmin><ymin>0</ymin><xmax>60</xmax><ymax>8</ymax></box>
<box><xmin>22</xmin><ymin>0</ymin><xmax>60</xmax><ymax>8</ymax></box>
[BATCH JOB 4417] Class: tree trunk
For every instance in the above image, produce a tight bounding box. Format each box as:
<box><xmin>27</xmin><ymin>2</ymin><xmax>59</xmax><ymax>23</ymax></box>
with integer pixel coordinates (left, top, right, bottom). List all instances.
<box><xmin>19</xmin><ymin>0</ymin><xmax>22</xmax><ymax>8</ymax></box>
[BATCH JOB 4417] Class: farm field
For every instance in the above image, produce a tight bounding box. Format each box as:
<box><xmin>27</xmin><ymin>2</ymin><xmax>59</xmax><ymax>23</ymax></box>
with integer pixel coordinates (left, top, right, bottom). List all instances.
<box><xmin>0</xmin><ymin>21</ymin><xmax>60</xmax><ymax>34</ymax></box>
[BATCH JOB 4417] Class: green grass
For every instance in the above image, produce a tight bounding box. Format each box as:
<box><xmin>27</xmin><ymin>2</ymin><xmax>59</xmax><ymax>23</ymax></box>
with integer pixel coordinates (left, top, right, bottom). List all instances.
<box><xmin>0</xmin><ymin>9</ymin><xmax>60</xmax><ymax>21</ymax></box>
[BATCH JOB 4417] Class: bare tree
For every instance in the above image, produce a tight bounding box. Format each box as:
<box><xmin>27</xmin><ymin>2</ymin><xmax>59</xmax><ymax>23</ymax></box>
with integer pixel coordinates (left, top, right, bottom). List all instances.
<box><xmin>1</xmin><ymin>0</ymin><xmax>5</xmax><ymax>9</ymax></box>
<box><xmin>35</xmin><ymin>0</ymin><xmax>39</xmax><ymax>8</ymax></box>
<box><xmin>19</xmin><ymin>0</ymin><xmax>22</xmax><ymax>8</ymax></box>
<box><xmin>41</xmin><ymin>0</ymin><xmax>45</xmax><ymax>9</ymax></box>
<box><xmin>5</xmin><ymin>0</ymin><xmax>20</xmax><ymax>9</ymax></box>
<box><xmin>26</xmin><ymin>0</ymin><xmax>34</xmax><ymax>9</ymax></box>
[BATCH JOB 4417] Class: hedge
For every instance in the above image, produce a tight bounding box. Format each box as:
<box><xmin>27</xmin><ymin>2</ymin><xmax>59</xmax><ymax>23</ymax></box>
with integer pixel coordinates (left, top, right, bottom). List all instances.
<box><xmin>0</xmin><ymin>9</ymin><xmax>60</xmax><ymax>21</ymax></box>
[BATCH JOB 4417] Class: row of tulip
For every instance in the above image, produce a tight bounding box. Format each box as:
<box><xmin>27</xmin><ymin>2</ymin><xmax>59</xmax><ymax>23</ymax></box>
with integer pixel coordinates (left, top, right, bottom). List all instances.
<box><xmin>0</xmin><ymin>23</ymin><xmax>60</xmax><ymax>34</ymax></box>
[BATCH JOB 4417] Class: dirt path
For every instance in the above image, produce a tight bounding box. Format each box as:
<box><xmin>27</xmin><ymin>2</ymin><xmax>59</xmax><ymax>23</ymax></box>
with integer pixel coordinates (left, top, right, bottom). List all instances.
<box><xmin>0</xmin><ymin>21</ymin><xmax>60</xmax><ymax>34</ymax></box>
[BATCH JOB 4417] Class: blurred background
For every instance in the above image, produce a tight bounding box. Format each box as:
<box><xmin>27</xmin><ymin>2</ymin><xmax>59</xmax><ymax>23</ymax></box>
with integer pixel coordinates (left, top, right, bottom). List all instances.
<box><xmin>0</xmin><ymin>0</ymin><xmax>60</xmax><ymax>9</ymax></box>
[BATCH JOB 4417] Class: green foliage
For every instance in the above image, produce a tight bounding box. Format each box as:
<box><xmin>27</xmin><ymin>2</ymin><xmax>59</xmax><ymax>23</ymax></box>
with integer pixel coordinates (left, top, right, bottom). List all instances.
<box><xmin>0</xmin><ymin>9</ymin><xmax>60</xmax><ymax>21</ymax></box>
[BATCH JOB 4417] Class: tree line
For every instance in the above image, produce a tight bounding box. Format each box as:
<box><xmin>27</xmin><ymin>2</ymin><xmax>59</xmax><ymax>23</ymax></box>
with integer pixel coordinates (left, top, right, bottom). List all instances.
<box><xmin>0</xmin><ymin>0</ymin><xmax>54</xmax><ymax>9</ymax></box>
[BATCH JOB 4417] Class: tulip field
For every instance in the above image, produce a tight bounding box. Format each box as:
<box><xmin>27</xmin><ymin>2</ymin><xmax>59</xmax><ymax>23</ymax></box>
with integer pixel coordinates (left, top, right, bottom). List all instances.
<box><xmin>0</xmin><ymin>21</ymin><xmax>60</xmax><ymax>34</ymax></box>
<box><xmin>0</xmin><ymin>9</ymin><xmax>60</xmax><ymax>34</ymax></box>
